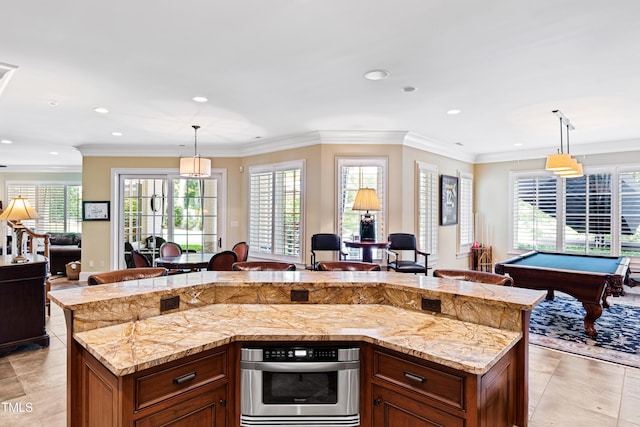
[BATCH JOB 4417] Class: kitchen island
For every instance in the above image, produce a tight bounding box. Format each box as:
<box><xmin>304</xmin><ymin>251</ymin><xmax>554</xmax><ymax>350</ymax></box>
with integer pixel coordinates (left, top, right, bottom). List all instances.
<box><xmin>49</xmin><ymin>270</ymin><xmax>545</xmax><ymax>427</ymax></box>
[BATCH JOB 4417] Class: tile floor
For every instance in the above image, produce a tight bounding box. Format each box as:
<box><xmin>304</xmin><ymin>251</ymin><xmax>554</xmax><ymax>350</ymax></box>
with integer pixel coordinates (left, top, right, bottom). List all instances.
<box><xmin>1</xmin><ymin>282</ymin><xmax>639</xmax><ymax>426</ymax></box>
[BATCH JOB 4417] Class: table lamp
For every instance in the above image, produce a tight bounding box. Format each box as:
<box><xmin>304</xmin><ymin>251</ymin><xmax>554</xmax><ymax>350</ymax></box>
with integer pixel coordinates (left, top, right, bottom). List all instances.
<box><xmin>352</xmin><ymin>188</ymin><xmax>380</xmax><ymax>241</ymax></box>
<box><xmin>0</xmin><ymin>195</ymin><xmax>41</xmax><ymax>263</ymax></box>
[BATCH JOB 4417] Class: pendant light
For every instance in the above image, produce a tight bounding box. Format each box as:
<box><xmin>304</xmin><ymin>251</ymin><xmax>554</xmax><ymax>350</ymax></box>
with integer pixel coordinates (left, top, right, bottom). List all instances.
<box><xmin>180</xmin><ymin>125</ymin><xmax>211</xmax><ymax>178</ymax></box>
<box><xmin>545</xmin><ymin>110</ymin><xmax>583</xmax><ymax>178</ymax></box>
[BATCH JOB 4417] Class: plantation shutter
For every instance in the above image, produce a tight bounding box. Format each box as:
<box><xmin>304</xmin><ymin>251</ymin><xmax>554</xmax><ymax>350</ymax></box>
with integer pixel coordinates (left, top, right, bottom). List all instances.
<box><xmin>619</xmin><ymin>171</ymin><xmax>640</xmax><ymax>256</ymax></box>
<box><xmin>512</xmin><ymin>174</ymin><xmax>558</xmax><ymax>252</ymax></box>
<box><xmin>459</xmin><ymin>172</ymin><xmax>474</xmax><ymax>252</ymax></box>
<box><xmin>417</xmin><ymin>162</ymin><xmax>438</xmax><ymax>259</ymax></box>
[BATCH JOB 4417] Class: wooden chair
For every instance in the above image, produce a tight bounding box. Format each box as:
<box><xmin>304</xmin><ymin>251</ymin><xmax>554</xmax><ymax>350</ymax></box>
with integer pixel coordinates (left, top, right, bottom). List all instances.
<box><xmin>386</xmin><ymin>233</ymin><xmax>430</xmax><ymax>275</ymax></box>
<box><xmin>87</xmin><ymin>268</ymin><xmax>168</xmax><ymax>285</ymax></box>
<box><xmin>207</xmin><ymin>251</ymin><xmax>237</xmax><ymax>271</ymax></box>
<box><xmin>317</xmin><ymin>261</ymin><xmax>381</xmax><ymax>271</ymax></box>
<box><xmin>130</xmin><ymin>250</ymin><xmax>152</xmax><ymax>268</ymax></box>
<box><xmin>232</xmin><ymin>261</ymin><xmax>296</xmax><ymax>271</ymax></box>
<box><xmin>232</xmin><ymin>241</ymin><xmax>249</xmax><ymax>262</ymax></box>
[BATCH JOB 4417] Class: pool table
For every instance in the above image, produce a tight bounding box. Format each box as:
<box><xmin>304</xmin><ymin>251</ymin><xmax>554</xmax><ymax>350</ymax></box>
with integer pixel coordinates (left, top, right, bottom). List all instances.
<box><xmin>495</xmin><ymin>251</ymin><xmax>630</xmax><ymax>337</ymax></box>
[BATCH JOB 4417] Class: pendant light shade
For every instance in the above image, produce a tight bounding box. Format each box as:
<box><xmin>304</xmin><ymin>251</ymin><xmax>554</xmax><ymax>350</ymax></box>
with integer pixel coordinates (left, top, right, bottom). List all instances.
<box><xmin>180</xmin><ymin>125</ymin><xmax>211</xmax><ymax>178</ymax></box>
<box><xmin>545</xmin><ymin>110</ymin><xmax>583</xmax><ymax>179</ymax></box>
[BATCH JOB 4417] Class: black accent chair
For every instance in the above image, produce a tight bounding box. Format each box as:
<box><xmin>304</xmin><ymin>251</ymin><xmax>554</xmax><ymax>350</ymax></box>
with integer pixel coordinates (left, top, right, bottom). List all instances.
<box><xmin>386</xmin><ymin>233</ymin><xmax>430</xmax><ymax>275</ymax></box>
<box><xmin>207</xmin><ymin>251</ymin><xmax>238</xmax><ymax>271</ymax></box>
<box><xmin>310</xmin><ymin>233</ymin><xmax>346</xmax><ymax>270</ymax></box>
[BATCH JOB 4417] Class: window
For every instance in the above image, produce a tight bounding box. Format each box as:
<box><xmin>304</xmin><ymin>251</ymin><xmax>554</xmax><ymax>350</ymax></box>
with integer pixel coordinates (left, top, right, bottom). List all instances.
<box><xmin>248</xmin><ymin>160</ymin><xmax>304</xmax><ymax>262</ymax></box>
<box><xmin>510</xmin><ymin>166</ymin><xmax>640</xmax><ymax>257</ymax></box>
<box><xmin>511</xmin><ymin>172</ymin><xmax>558</xmax><ymax>252</ymax></box>
<box><xmin>337</xmin><ymin>158</ymin><xmax>386</xmax><ymax>259</ymax></box>
<box><xmin>118</xmin><ymin>172</ymin><xmax>223</xmax><ymax>268</ymax></box>
<box><xmin>416</xmin><ymin>162</ymin><xmax>438</xmax><ymax>261</ymax></box>
<box><xmin>6</xmin><ymin>183</ymin><xmax>82</xmax><ymax>233</ymax></box>
<box><xmin>458</xmin><ymin>172</ymin><xmax>474</xmax><ymax>254</ymax></box>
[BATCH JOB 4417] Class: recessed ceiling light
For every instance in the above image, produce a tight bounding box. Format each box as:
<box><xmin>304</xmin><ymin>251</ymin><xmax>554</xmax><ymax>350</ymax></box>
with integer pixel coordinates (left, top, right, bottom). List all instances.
<box><xmin>1</xmin><ymin>139</ymin><xmax>13</xmax><ymax>144</ymax></box>
<box><xmin>112</xmin><ymin>131</ymin><xmax>123</xmax><ymax>136</ymax></box>
<box><xmin>94</xmin><ymin>107</ymin><xmax>109</xmax><ymax>114</ymax></box>
<box><xmin>455</xmin><ymin>142</ymin><xmax>464</xmax><ymax>146</ymax></box>
<box><xmin>48</xmin><ymin>101</ymin><xmax>58</xmax><ymax>107</ymax></box>
<box><xmin>514</xmin><ymin>143</ymin><xmax>523</xmax><ymax>147</ymax></box>
<box><xmin>364</xmin><ymin>69</ymin><xmax>390</xmax><ymax>80</ymax></box>
<box><xmin>402</xmin><ymin>86</ymin><xmax>417</xmax><ymax>93</ymax></box>
<box><xmin>192</xmin><ymin>96</ymin><xmax>208</xmax><ymax>103</ymax></box>
<box><xmin>447</xmin><ymin>109</ymin><xmax>461</xmax><ymax>115</ymax></box>
<box><xmin>50</xmin><ymin>151</ymin><xmax>59</xmax><ymax>155</ymax></box>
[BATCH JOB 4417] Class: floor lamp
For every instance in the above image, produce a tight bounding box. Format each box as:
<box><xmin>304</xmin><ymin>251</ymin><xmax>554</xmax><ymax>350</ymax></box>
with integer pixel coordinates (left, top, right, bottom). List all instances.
<box><xmin>0</xmin><ymin>196</ymin><xmax>41</xmax><ymax>263</ymax></box>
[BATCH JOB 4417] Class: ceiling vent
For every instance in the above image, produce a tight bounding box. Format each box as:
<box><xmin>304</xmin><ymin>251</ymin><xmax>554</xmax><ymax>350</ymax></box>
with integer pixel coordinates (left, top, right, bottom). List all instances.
<box><xmin>0</xmin><ymin>62</ymin><xmax>18</xmax><ymax>97</ymax></box>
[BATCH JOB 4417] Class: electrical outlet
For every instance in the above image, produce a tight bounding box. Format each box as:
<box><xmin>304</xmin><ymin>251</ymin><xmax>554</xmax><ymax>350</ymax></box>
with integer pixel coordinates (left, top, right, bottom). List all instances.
<box><xmin>421</xmin><ymin>297</ymin><xmax>441</xmax><ymax>313</ymax></box>
<box><xmin>290</xmin><ymin>289</ymin><xmax>309</xmax><ymax>302</ymax></box>
<box><xmin>160</xmin><ymin>295</ymin><xmax>180</xmax><ymax>312</ymax></box>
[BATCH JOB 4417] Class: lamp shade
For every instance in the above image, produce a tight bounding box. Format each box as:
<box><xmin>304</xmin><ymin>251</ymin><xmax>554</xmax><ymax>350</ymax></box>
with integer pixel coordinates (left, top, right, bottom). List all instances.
<box><xmin>180</xmin><ymin>156</ymin><xmax>211</xmax><ymax>178</ymax></box>
<box><xmin>352</xmin><ymin>188</ymin><xmax>380</xmax><ymax>211</ymax></box>
<box><xmin>545</xmin><ymin>153</ymin><xmax>573</xmax><ymax>171</ymax></box>
<box><xmin>558</xmin><ymin>162</ymin><xmax>584</xmax><ymax>178</ymax></box>
<box><xmin>0</xmin><ymin>195</ymin><xmax>41</xmax><ymax>222</ymax></box>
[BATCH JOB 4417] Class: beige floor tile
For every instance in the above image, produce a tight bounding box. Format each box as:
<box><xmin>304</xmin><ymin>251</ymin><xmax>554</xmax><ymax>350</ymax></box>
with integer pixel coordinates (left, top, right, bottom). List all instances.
<box><xmin>529</xmin><ymin>397</ymin><xmax>618</xmax><ymax>427</ymax></box>
<box><xmin>0</xmin><ymin>404</ymin><xmax>44</xmax><ymax>427</ymax></box>
<box><xmin>19</xmin><ymin>364</ymin><xmax>67</xmax><ymax>395</ymax></box>
<box><xmin>9</xmin><ymin>347</ymin><xmax>67</xmax><ymax>377</ymax></box>
<box><xmin>0</xmin><ymin>360</ymin><xmax>16</xmax><ymax>380</ymax></box>
<box><xmin>0</xmin><ymin>377</ymin><xmax>26</xmax><ymax>401</ymax></box>
<box><xmin>23</xmin><ymin>383</ymin><xmax>67</xmax><ymax>420</ymax></box>
<box><xmin>619</xmin><ymin>394</ymin><xmax>640</xmax><ymax>424</ymax></box>
<box><xmin>618</xmin><ymin>420</ymin><xmax>640</xmax><ymax>427</ymax></box>
<box><xmin>623</xmin><ymin>371</ymin><xmax>640</xmax><ymax>396</ymax></box>
<box><xmin>42</xmin><ymin>410</ymin><xmax>67</xmax><ymax>427</ymax></box>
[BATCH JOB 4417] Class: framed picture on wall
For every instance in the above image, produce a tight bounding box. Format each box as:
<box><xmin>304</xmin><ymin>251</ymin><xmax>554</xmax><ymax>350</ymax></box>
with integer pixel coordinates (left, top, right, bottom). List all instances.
<box><xmin>440</xmin><ymin>175</ymin><xmax>458</xmax><ymax>226</ymax></box>
<box><xmin>82</xmin><ymin>201</ymin><xmax>110</xmax><ymax>221</ymax></box>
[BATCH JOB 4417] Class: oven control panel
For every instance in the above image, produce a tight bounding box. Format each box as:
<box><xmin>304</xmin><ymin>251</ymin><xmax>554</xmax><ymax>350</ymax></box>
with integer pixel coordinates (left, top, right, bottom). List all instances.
<box><xmin>263</xmin><ymin>347</ymin><xmax>338</xmax><ymax>362</ymax></box>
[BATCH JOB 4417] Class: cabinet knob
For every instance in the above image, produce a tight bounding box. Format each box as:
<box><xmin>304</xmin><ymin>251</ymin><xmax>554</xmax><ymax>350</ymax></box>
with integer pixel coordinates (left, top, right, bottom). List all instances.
<box><xmin>373</xmin><ymin>398</ymin><xmax>381</xmax><ymax>406</ymax></box>
<box><xmin>219</xmin><ymin>399</ymin><xmax>227</xmax><ymax>407</ymax></box>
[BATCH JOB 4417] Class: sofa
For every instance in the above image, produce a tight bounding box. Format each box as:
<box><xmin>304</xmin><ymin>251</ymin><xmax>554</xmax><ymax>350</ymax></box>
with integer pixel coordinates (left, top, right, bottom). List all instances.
<box><xmin>47</xmin><ymin>233</ymin><xmax>82</xmax><ymax>275</ymax></box>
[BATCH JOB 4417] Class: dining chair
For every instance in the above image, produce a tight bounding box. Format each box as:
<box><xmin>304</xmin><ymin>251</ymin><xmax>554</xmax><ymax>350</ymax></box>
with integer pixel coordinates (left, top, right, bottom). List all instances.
<box><xmin>88</xmin><ymin>268</ymin><xmax>168</xmax><ymax>286</ymax></box>
<box><xmin>316</xmin><ymin>261</ymin><xmax>381</xmax><ymax>271</ymax></box>
<box><xmin>160</xmin><ymin>241</ymin><xmax>182</xmax><ymax>257</ymax></box>
<box><xmin>130</xmin><ymin>250</ymin><xmax>152</xmax><ymax>268</ymax></box>
<box><xmin>386</xmin><ymin>233</ymin><xmax>430</xmax><ymax>275</ymax></box>
<box><xmin>232</xmin><ymin>241</ymin><xmax>249</xmax><ymax>262</ymax></box>
<box><xmin>232</xmin><ymin>261</ymin><xmax>296</xmax><ymax>271</ymax></box>
<box><xmin>207</xmin><ymin>250</ymin><xmax>238</xmax><ymax>271</ymax></box>
<box><xmin>310</xmin><ymin>233</ymin><xmax>346</xmax><ymax>270</ymax></box>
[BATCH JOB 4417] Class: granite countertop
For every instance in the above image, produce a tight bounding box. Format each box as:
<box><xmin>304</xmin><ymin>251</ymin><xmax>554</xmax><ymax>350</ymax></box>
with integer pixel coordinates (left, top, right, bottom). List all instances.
<box><xmin>74</xmin><ymin>303</ymin><xmax>521</xmax><ymax>377</ymax></box>
<box><xmin>50</xmin><ymin>271</ymin><xmax>545</xmax><ymax>378</ymax></box>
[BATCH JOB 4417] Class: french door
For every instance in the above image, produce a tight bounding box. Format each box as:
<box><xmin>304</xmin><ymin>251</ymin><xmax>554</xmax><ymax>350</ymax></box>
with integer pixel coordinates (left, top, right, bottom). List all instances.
<box><xmin>117</xmin><ymin>171</ymin><xmax>224</xmax><ymax>269</ymax></box>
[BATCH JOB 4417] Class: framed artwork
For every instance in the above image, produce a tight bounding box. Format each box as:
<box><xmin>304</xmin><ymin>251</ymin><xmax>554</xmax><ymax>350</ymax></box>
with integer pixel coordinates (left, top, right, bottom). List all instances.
<box><xmin>440</xmin><ymin>175</ymin><xmax>458</xmax><ymax>226</ymax></box>
<box><xmin>82</xmin><ymin>201</ymin><xmax>110</xmax><ymax>221</ymax></box>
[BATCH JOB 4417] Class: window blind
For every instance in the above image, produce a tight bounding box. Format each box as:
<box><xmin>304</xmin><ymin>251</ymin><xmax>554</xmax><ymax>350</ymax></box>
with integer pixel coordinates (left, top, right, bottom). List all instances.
<box><xmin>459</xmin><ymin>172</ymin><xmax>474</xmax><ymax>252</ymax></box>
<box><xmin>417</xmin><ymin>162</ymin><xmax>438</xmax><ymax>258</ymax></box>
<box><xmin>512</xmin><ymin>175</ymin><xmax>557</xmax><ymax>252</ymax></box>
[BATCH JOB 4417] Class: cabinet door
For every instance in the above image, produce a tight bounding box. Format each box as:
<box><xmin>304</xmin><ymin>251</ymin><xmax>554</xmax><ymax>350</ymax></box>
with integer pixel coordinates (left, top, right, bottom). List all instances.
<box><xmin>372</xmin><ymin>385</ymin><xmax>464</xmax><ymax>427</ymax></box>
<box><xmin>136</xmin><ymin>384</ymin><xmax>227</xmax><ymax>427</ymax></box>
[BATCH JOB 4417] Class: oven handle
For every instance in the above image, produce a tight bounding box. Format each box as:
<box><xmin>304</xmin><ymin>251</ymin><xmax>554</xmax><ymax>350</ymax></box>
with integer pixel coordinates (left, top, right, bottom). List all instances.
<box><xmin>240</xmin><ymin>360</ymin><xmax>359</xmax><ymax>372</ymax></box>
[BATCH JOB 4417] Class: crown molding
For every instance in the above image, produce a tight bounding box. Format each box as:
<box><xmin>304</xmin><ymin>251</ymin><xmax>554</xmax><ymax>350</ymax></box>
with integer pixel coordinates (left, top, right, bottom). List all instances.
<box><xmin>403</xmin><ymin>132</ymin><xmax>476</xmax><ymax>163</ymax></box>
<box><xmin>0</xmin><ymin>164</ymin><xmax>81</xmax><ymax>173</ymax></box>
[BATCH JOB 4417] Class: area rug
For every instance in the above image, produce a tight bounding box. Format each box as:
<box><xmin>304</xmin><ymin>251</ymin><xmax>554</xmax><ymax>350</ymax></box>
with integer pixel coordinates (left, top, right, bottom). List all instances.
<box><xmin>529</xmin><ymin>294</ymin><xmax>640</xmax><ymax>368</ymax></box>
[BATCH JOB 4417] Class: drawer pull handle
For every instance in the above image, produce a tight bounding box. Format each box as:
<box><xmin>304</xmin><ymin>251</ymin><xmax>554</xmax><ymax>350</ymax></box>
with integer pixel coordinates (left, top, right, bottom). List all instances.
<box><xmin>173</xmin><ymin>371</ymin><xmax>197</xmax><ymax>385</ymax></box>
<box><xmin>403</xmin><ymin>371</ymin><xmax>425</xmax><ymax>384</ymax></box>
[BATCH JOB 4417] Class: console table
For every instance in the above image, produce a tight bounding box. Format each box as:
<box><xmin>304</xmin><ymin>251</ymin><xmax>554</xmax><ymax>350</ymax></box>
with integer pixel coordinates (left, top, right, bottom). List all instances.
<box><xmin>0</xmin><ymin>255</ymin><xmax>50</xmax><ymax>355</ymax></box>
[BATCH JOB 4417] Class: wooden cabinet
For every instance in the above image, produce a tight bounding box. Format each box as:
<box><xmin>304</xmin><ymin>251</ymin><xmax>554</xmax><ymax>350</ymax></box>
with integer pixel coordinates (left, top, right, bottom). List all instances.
<box><xmin>0</xmin><ymin>255</ymin><xmax>49</xmax><ymax>355</ymax></box>
<box><xmin>78</xmin><ymin>345</ymin><xmax>230</xmax><ymax>426</ymax></box>
<box><xmin>366</xmin><ymin>344</ymin><xmax>517</xmax><ymax>427</ymax></box>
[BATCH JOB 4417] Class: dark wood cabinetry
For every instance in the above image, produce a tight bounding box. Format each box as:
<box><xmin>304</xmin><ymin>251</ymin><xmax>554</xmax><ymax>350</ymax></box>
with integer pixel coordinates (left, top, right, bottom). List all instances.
<box><xmin>366</xmin><ymin>344</ymin><xmax>518</xmax><ymax>427</ymax></box>
<box><xmin>78</xmin><ymin>345</ymin><xmax>230</xmax><ymax>427</ymax></box>
<box><xmin>0</xmin><ymin>255</ymin><xmax>49</xmax><ymax>355</ymax></box>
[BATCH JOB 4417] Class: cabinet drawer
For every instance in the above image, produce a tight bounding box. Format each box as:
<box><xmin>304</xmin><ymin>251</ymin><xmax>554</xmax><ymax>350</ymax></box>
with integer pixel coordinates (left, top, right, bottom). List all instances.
<box><xmin>373</xmin><ymin>350</ymin><xmax>464</xmax><ymax>409</ymax></box>
<box><xmin>135</xmin><ymin>350</ymin><xmax>227</xmax><ymax>410</ymax></box>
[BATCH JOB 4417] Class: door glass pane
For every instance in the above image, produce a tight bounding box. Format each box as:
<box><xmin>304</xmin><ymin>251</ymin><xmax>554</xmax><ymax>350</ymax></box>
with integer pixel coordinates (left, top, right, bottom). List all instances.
<box><xmin>172</xmin><ymin>178</ymin><xmax>219</xmax><ymax>253</ymax></box>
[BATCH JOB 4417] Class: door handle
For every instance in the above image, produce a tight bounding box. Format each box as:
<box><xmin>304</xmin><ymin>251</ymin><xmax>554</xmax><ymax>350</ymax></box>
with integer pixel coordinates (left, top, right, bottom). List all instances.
<box><xmin>218</xmin><ymin>237</ymin><xmax>222</xmax><ymax>248</ymax></box>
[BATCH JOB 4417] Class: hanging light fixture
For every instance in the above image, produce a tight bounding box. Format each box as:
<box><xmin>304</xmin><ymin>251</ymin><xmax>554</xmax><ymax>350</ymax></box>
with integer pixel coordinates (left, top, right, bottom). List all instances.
<box><xmin>180</xmin><ymin>125</ymin><xmax>211</xmax><ymax>177</ymax></box>
<box><xmin>545</xmin><ymin>110</ymin><xmax>583</xmax><ymax>178</ymax></box>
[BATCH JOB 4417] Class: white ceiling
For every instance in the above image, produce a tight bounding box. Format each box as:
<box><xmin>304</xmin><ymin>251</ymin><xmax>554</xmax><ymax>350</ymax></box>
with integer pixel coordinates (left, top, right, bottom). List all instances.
<box><xmin>2</xmin><ymin>0</ymin><xmax>640</xmax><ymax>171</ymax></box>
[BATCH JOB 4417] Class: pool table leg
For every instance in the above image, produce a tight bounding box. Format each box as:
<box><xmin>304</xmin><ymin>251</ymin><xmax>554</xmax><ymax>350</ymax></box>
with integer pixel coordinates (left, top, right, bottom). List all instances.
<box><xmin>582</xmin><ymin>302</ymin><xmax>602</xmax><ymax>337</ymax></box>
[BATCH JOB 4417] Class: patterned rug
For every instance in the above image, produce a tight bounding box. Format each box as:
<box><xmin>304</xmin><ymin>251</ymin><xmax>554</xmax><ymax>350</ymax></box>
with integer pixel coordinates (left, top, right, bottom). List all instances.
<box><xmin>529</xmin><ymin>294</ymin><xmax>640</xmax><ymax>368</ymax></box>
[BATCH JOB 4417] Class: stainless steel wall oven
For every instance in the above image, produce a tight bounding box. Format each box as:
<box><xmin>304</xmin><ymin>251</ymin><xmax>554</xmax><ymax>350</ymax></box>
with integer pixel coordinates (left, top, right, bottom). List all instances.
<box><xmin>240</xmin><ymin>345</ymin><xmax>360</xmax><ymax>426</ymax></box>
